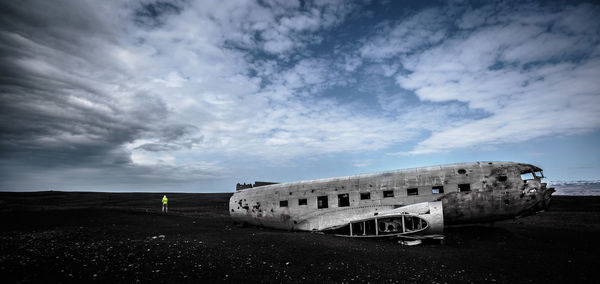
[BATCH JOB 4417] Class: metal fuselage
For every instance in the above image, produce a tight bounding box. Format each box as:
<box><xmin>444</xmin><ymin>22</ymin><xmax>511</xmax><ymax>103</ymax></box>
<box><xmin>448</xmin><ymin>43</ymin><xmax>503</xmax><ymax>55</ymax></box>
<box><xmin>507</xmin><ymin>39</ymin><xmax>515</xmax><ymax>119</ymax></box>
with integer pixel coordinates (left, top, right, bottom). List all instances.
<box><xmin>229</xmin><ymin>162</ymin><xmax>554</xmax><ymax>232</ymax></box>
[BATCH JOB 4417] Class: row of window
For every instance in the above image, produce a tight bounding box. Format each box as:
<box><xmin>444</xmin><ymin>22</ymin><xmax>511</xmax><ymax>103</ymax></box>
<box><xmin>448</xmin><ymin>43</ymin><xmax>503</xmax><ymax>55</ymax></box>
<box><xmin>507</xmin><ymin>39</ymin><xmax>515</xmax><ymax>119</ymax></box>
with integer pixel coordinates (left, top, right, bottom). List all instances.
<box><xmin>279</xmin><ymin>184</ymin><xmax>472</xmax><ymax>208</ymax></box>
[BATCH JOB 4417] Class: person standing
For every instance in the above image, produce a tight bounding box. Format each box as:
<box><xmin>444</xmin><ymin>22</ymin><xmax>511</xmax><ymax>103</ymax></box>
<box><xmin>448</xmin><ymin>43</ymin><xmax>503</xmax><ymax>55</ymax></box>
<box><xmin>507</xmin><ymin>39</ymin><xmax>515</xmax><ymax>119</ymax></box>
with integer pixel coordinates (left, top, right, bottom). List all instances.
<box><xmin>162</xmin><ymin>195</ymin><xmax>168</xmax><ymax>213</ymax></box>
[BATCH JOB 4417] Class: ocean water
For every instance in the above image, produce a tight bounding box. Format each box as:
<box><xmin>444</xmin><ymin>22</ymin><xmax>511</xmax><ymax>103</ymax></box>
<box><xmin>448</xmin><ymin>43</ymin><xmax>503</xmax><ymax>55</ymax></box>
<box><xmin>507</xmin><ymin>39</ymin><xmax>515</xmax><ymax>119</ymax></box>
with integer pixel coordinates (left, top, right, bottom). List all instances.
<box><xmin>549</xmin><ymin>181</ymin><xmax>600</xmax><ymax>196</ymax></box>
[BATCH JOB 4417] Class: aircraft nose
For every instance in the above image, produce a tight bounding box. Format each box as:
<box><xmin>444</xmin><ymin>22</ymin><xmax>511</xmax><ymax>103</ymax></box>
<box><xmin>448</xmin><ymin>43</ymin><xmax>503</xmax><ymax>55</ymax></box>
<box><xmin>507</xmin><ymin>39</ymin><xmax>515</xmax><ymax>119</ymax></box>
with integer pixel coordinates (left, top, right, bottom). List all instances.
<box><xmin>541</xmin><ymin>185</ymin><xmax>555</xmax><ymax>210</ymax></box>
<box><xmin>533</xmin><ymin>183</ymin><xmax>555</xmax><ymax>211</ymax></box>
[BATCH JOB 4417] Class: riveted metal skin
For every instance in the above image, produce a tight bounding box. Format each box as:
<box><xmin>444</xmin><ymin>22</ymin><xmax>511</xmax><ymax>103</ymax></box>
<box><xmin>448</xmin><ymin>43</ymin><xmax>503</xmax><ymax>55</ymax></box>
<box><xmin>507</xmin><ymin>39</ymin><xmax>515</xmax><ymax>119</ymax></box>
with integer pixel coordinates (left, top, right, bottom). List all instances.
<box><xmin>230</xmin><ymin>161</ymin><xmax>554</xmax><ymax>235</ymax></box>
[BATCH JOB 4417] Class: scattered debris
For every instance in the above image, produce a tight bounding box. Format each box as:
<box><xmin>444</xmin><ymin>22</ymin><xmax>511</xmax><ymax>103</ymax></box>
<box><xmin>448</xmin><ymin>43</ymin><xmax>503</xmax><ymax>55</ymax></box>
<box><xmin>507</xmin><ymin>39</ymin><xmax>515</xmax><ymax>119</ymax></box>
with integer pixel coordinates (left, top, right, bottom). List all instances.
<box><xmin>399</xmin><ymin>239</ymin><xmax>422</xmax><ymax>246</ymax></box>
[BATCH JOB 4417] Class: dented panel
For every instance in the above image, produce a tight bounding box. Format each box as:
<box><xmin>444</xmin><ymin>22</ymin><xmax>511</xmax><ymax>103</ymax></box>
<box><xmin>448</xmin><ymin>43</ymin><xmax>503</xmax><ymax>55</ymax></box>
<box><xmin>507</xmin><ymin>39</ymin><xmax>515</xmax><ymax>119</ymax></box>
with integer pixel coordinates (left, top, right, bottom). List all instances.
<box><xmin>229</xmin><ymin>161</ymin><xmax>555</xmax><ymax>236</ymax></box>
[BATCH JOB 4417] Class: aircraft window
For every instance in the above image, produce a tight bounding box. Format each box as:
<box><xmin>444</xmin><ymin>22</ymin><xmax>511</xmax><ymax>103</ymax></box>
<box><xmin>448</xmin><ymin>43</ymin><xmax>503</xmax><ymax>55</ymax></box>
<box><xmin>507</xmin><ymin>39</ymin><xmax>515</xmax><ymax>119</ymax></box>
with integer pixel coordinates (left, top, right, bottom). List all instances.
<box><xmin>338</xmin><ymin>194</ymin><xmax>350</xmax><ymax>207</ymax></box>
<box><xmin>432</xmin><ymin>186</ymin><xmax>444</xmax><ymax>194</ymax></box>
<box><xmin>360</xmin><ymin>192</ymin><xmax>371</xmax><ymax>200</ymax></box>
<box><xmin>317</xmin><ymin>196</ymin><xmax>328</xmax><ymax>209</ymax></box>
<box><xmin>534</xmin><ymin>171</ymin><xmax>545</xmax><ymax>178</ymax></box>
<box><xmin>457</xmin><ymin>169</ymin><xmax>466</xmax><ymax>174</ymax></box>
<box><xmin>520</xmin><ymin>172</ymin><xmax>535</xmax><ymax>180</ymax></box>
<box><xmin>383</xmin><ymin>190</ymin><xmax>394</xmax><ymax>198</ymax></box>
<box><xmin>298</xmin><ymin>198</ymin><xmax>307</xmax><ymax>206</ymax></box>
<box><xmin>280</xmin><ymin>200</ymin><xmax>288</xmax><ymax>207</ymax></box>
<box><xmin>407</xmin><ymin>188</ymin><xmax>418</xmax><ymax>196</ymax></box>
<box><xmin>458</xmin><ymin>184</ymin><xmax>471</xmax><ymax>192</ymax></box>
<box><xmin>498</xmin><ymin>175</ymin><xmax>508</xmax><ymax>182</ymax></box>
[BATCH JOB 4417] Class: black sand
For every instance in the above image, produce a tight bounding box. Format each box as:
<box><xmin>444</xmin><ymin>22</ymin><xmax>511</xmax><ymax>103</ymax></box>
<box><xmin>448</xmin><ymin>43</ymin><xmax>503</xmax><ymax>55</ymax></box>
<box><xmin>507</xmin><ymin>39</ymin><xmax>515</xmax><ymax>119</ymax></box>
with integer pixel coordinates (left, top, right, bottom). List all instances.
<box><xmin>1</xmin><ymin>192</ymin><xmax>599</xmax><ymax>283</ymax></box>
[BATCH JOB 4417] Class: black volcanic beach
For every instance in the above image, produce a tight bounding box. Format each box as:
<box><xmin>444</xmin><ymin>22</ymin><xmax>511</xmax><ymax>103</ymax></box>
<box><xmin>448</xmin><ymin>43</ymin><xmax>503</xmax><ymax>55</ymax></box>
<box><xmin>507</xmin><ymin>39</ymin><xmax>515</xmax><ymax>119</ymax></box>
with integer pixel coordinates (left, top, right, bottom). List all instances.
<box><xmin>1</xmin><ymin>192</ymin><xmax>599</xmax><ymax>283</ymax></box>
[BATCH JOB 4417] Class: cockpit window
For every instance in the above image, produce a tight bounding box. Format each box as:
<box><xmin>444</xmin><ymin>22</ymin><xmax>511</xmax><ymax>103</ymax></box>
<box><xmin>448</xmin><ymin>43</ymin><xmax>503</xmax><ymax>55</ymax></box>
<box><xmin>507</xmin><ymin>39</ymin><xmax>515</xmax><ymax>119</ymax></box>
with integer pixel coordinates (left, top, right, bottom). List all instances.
<box><xmin>534</xmin><ymin>171</ymin><xmax>545</xmax><ymax>178</ymax></box>
<box><xmin>520</xmin><ymin>172</ymin><xmax>535</xmax><ymax>180</ymax></box>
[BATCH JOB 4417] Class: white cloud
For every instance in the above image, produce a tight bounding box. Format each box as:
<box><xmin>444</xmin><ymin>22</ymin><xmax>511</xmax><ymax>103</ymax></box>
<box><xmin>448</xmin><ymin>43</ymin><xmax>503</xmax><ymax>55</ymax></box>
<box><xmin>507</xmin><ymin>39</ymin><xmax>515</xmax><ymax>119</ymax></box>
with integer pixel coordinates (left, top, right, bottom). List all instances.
<box><xmin>353</xmin><ymin>159</ymin><xmax>373</xmax><ymax>168</ymax></box>
<box><xmin>115</xmin><ymin>0</ymin><xmax>417</xmax><ymax>165</ymax></box>
<box><xmin>153</xmin><ymin>71</ymin><xmax>187</xmax><ymax>88</ymax></box>
<box><xmin>3</xmin><ymin>0</ymin><xmax>600</xmax><ymax>190</ymax></box>
<box><xmin>353</xmin><ymin>2</ymin><xmax>600</xmax><ymax>154</ymax></box>
<box><xmin>388</xmin><ymin>3</ymin><xmax>600</xmax><ymax>154</ymax></box>
<box><xmin>131</xmin><ymin>150</ymin><xmax>175</xmax><ymax>166</ymax></box>
<box><xmin>360</xmin><ymin>8</ymin><xmax>449</xmax><ymax>60</ymax></box>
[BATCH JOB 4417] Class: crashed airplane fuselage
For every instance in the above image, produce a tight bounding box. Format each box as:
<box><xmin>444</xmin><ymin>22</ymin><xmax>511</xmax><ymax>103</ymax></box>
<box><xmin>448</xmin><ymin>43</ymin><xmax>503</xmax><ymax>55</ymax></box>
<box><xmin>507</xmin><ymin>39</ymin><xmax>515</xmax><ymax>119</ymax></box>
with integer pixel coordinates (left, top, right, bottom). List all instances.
<box><xmin>229</xmin><ymin>162</ymin><xmax>554</xmax><ymax>237</ymax></box>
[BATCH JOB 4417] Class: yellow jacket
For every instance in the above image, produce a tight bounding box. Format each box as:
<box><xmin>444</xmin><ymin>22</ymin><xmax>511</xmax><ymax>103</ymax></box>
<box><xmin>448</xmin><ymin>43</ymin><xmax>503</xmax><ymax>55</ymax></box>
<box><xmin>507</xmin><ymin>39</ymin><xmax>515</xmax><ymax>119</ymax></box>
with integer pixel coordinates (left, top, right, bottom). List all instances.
<box><xmin>162</xmin><ymin>196</ymin><xmax>168</xmax><ymax>204</ymax></box>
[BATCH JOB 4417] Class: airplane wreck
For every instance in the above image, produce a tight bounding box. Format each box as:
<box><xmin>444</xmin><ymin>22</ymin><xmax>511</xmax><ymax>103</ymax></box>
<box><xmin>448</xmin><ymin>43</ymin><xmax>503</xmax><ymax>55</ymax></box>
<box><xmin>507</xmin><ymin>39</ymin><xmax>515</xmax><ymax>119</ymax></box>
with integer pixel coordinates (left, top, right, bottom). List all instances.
<box><xmin>229</xmin><ymin>162</ymin><xmax>554</xmax><ymax>238</ymax></box>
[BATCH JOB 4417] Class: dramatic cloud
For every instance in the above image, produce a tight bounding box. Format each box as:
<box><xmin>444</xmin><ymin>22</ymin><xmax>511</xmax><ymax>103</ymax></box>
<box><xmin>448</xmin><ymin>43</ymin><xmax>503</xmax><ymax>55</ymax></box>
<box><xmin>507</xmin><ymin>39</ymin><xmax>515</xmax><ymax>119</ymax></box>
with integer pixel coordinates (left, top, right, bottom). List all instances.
<box><xmin>1</xmin><ymin>0</ymin><xmax>599</xmax><ymax>191</ymax></box>
<box><xmin>358</xmin><ymin>2</ymin><xmax>600</xmax><ymax>154</ymax></box>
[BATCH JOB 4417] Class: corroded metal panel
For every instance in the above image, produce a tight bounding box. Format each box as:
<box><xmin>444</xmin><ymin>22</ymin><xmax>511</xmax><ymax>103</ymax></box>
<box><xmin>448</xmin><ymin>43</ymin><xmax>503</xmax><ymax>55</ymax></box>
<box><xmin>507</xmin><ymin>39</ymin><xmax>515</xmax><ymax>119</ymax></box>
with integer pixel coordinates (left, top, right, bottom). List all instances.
<box><xmin>229</xmin><ymin>161</ymin><xmax>554</xmax><ymax>235</ymax></box>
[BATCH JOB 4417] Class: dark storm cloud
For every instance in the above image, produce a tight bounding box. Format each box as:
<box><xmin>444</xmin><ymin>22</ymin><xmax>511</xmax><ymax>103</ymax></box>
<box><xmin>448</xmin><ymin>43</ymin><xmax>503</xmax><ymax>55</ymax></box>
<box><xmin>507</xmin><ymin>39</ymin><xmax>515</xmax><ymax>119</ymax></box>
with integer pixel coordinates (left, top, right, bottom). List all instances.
<box><xmin>159</xmin><ymin>124</ymin><xmax>197</xmax><ymax>141</ymax></box>
<box><xmin>136</xmin><ymin>124</ymin><xmax>203</xmax><ymax>152</ymax></box>
<box><xmin>136</xmin><ymin>143</ymin><xmax>180</xmax><ymax>152</ymax></box>
<box><xmin>0</xmin><ymin>1</ymin><xmax>224</xmax><ymax>191</ymax></box>
<box><xmin>0</xmin><ymin>1</ymin><xmax>168</xmax><ymax>171</ymax></box>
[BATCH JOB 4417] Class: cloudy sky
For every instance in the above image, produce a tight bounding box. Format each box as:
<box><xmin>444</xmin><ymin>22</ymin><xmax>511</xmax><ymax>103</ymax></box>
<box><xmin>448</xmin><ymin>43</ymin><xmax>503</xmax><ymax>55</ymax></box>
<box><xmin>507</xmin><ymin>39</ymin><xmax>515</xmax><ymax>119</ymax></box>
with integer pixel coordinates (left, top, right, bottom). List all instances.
<box><xmin>1</xmin><ymin>0</ymin><xmax>599</xmax><ymax>192</ymax></box>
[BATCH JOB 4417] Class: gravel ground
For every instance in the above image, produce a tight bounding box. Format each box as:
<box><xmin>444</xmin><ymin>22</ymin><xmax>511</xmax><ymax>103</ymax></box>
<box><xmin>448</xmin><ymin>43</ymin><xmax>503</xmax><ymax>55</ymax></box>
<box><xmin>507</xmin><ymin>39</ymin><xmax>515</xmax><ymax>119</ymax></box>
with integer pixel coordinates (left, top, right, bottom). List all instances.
<box><xmin>0</xmin><ymin>192</ymin><xmax>599</xmax><ymax>283</ymax></box>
